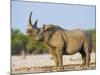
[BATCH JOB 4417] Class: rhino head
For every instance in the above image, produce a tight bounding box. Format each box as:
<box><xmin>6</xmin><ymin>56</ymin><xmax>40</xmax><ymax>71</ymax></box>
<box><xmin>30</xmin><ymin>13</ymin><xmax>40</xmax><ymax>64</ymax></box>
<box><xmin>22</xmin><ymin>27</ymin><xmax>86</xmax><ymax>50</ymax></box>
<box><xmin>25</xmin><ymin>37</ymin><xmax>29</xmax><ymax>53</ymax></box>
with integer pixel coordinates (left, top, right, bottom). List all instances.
<box><xmin>26</xmin><ymin>12</ymin><xmax>40</xmax><ymax>40</ymax></box>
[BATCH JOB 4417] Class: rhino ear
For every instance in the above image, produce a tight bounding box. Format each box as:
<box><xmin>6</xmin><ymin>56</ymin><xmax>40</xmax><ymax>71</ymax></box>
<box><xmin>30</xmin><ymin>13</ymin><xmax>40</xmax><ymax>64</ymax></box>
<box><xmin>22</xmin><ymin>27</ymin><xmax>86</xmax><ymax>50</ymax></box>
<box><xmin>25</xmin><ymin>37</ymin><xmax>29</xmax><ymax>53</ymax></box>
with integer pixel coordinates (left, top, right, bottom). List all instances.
<box><xmin>42</xmin><ymin>24</ymin><xmax>47</xmax><ymax>31</ymax></box>
<box><xmin>43</xmin><ymin>24</ymin><xmax>54</xmax><ymax>31</ymax></box>
<box><xmin>33</xmin><ymin>19</ymin><xmax>38</xmax><ymax>27</ymax></box>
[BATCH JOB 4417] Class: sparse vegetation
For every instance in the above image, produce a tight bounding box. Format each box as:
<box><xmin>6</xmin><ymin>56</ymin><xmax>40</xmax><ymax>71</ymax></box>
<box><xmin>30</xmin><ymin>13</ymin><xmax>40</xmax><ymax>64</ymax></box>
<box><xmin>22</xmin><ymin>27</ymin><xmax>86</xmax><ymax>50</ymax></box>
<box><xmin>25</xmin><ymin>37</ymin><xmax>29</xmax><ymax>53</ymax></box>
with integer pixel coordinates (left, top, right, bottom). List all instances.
<box><xmin>11</xmin><ymin>28</ymin><xmax>48</xmax><ymax>55</ymax></box>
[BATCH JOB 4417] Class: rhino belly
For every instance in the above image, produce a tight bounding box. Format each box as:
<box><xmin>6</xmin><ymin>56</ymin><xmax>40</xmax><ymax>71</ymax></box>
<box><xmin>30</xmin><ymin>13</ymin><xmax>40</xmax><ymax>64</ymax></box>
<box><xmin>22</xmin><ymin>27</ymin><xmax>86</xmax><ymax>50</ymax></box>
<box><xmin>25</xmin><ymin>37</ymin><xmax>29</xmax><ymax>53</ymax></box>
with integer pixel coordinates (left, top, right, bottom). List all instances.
<box><xmin>66</xmin><ymin>42</ymin><xmax>83</xmax><ymax>55</ymax></box>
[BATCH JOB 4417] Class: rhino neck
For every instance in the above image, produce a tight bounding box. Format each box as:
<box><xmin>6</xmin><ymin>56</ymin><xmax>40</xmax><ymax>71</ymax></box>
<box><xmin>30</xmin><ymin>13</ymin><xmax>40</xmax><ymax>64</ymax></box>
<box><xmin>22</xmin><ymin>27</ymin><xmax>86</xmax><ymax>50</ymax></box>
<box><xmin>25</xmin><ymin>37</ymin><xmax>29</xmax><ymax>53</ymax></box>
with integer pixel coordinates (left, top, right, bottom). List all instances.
<box><xmin>43</xmin><ymin>30</ymin><xmax>56</xmax><ymax>44</ymax></box>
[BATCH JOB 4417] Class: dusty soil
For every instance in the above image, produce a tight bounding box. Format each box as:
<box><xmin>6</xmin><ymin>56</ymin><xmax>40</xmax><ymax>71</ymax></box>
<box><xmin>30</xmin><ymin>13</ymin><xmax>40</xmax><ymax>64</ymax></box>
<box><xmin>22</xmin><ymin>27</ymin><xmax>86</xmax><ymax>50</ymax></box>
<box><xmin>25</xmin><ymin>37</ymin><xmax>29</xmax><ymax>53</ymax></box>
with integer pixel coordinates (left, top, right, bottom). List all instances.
<box><xmin>11</xmin><ymin>52</ymin><xmax>96</xmax><ymax>74</ymax></box>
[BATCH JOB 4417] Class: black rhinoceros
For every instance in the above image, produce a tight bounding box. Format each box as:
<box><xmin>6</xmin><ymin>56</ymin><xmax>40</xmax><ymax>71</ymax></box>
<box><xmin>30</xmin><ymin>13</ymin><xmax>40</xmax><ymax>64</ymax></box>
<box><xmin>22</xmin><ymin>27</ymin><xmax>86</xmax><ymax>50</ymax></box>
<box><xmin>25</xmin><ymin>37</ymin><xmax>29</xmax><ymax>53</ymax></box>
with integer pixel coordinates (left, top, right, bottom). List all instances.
<box><xmin>26</xmin><ymin>12</ymin><xmax>92</xmax><ymax>70</ymax></box>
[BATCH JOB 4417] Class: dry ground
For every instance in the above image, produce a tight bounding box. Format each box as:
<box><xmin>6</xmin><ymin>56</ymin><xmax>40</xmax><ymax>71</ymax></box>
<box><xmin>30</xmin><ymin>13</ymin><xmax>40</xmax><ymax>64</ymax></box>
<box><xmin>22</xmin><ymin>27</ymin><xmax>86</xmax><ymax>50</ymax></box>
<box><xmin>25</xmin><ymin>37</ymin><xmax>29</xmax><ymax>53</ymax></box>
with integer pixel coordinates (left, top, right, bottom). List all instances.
<box><xmin>11</xmin><ymin>52</ymin><xmax>96</xmax><ymax>74</ymax></box>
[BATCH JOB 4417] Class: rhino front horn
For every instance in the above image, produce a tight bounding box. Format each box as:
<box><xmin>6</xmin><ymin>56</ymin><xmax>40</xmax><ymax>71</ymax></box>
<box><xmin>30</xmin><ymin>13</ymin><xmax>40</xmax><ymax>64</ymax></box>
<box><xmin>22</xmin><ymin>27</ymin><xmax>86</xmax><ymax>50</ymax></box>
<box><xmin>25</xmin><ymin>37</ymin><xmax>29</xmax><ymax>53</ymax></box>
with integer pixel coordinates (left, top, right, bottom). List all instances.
<box><xmin>28</xmin><ymin>12</ymin><xmax>32</xmax><ymax>26</ymax></box>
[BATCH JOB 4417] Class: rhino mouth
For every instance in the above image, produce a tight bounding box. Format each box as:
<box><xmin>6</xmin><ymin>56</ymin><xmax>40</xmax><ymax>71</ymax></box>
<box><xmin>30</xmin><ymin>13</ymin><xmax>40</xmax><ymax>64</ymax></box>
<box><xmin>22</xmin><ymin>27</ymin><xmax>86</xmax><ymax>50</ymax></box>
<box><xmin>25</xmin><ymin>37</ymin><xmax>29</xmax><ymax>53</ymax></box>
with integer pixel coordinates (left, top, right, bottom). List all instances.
<box><xmin>35</xmin><ymin>36</ymin><xmax>43</xmax><ymax>41</ymax></box>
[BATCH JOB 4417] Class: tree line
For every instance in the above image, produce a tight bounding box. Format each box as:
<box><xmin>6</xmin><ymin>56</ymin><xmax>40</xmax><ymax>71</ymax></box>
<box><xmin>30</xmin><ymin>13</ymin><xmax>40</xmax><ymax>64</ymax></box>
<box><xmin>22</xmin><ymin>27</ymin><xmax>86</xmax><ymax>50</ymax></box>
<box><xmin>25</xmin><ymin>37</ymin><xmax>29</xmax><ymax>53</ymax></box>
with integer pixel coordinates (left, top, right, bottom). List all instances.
<box><xmin>11</xmin><ymin>28</ymin><xmax>96</xmax><ymax>55</ymax></box>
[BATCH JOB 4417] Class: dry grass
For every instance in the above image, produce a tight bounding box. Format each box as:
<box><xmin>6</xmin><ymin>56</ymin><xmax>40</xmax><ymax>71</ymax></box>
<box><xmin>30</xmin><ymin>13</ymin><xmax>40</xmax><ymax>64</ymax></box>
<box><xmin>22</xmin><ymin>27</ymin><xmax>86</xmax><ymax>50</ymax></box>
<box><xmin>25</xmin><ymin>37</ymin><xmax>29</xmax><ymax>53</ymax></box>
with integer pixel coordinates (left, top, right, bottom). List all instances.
<box><xmin>11</xmin><ymin>52</ymin><xmax>96</xmax><ymax>74</ymax></box>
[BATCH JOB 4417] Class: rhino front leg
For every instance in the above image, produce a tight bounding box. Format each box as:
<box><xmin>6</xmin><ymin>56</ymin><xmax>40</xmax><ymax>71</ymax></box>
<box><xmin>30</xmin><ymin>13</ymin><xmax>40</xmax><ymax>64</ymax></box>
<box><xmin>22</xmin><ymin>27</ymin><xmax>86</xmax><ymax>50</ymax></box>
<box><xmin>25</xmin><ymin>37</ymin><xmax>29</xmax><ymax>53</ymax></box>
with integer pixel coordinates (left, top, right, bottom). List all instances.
<box><xmin>48</xmin><ymin>48</ymin><xmax>54</xmax><ymax>60</ymax></box>
<box><xmin>48</xmin><ymin>48</ymin><xmax>59</xmax><ymax>70</ymax></box>
<box><xmin>52</xmin><ymin>52</ymin><xmax>59</xmax><ymax>70</ymax></box>
<box><xmin>55</xmin><ymin>48</ymin><xmax>63</xmax><ymax>70</ymax></box>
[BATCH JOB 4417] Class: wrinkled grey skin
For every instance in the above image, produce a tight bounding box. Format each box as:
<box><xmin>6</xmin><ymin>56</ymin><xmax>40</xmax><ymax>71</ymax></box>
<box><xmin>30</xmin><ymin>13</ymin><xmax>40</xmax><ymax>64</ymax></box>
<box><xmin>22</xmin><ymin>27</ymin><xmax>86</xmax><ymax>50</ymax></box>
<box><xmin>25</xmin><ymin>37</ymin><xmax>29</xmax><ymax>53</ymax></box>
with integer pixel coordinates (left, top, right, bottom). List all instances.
<box><xmin>26</xmin><ymin>12</ymin><xmax>92</xmax><ymax>70</ymax></box>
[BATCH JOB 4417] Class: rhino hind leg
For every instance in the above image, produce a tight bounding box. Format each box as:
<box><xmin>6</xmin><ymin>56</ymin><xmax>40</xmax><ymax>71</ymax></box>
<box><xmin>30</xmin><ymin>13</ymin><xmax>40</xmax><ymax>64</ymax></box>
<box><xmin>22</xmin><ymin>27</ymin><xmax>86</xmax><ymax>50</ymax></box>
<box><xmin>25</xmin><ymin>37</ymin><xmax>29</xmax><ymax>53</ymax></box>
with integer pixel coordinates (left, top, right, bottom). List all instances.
<box><xmin>84</xmin><ymin>48</ymin><xmax>90</xmax><ymax>67</ymax></box>
<box><xmin>80</xmin><ymin>43</ymin><xmax>90</xmax><ymax>68</ymax></box>
<box><xmin>83</xmin><ymin>38</ymin><xmax>91</xmax><ymax>67</ymax></box>
<box><xmin>79</xmin><ymin>47</ymin><xmax>86</xmax><ymax>67</ymax></box>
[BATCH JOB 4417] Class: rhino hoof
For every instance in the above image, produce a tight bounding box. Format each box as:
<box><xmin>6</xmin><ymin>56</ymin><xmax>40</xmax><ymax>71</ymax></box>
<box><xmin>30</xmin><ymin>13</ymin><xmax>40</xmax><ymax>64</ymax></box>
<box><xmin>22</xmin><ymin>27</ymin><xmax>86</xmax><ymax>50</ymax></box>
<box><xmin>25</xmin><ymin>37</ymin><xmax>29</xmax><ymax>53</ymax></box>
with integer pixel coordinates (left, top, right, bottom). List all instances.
<box><xmin>80</xmin><ymin>64</ymin><xmax>89</xmax><ymax>69</ymax></box>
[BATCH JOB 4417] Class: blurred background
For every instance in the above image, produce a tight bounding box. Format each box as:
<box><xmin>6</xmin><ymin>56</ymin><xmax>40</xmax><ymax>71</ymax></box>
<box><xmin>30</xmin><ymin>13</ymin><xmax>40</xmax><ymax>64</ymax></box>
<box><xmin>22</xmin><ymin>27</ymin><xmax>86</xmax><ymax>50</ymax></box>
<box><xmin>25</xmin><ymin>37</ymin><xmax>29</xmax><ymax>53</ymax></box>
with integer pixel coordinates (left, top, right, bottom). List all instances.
<box><xmin>11</xmin><ymin>1</ymin><xmax>96</xmax><ymax>55</ymax></box>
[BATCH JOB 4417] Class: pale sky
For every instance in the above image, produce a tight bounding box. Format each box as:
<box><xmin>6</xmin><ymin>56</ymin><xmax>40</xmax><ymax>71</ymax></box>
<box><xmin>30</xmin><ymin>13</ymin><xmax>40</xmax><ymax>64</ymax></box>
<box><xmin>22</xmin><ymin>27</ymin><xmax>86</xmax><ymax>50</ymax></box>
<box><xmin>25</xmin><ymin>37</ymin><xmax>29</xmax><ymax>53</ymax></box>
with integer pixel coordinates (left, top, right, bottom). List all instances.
<box><xmin>11</xmin><ymin>1</ymin><xmax>96</xmax><ymax>33</ymax></box>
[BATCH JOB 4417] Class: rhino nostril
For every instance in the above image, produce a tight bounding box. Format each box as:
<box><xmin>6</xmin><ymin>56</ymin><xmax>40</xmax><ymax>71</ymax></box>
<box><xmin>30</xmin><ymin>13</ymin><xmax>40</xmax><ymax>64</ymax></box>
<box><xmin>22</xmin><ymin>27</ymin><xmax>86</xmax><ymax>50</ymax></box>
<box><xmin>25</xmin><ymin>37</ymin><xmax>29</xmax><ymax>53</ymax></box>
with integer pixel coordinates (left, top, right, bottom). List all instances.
<box><xmin>26</xmin><ymin>30</ymin><xmax>32</xmax><ymax>33</ymax></box>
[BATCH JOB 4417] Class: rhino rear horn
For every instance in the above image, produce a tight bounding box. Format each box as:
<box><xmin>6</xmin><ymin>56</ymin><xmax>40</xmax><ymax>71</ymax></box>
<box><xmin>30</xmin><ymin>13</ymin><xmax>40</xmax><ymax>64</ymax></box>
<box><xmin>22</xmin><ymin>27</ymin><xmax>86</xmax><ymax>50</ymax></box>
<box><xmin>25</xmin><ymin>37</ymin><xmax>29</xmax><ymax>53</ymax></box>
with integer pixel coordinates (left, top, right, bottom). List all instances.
<box><xmin>33</xmin><ymin>19</ymin><xmax>38</xmax><ymax>27</ymax></box>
